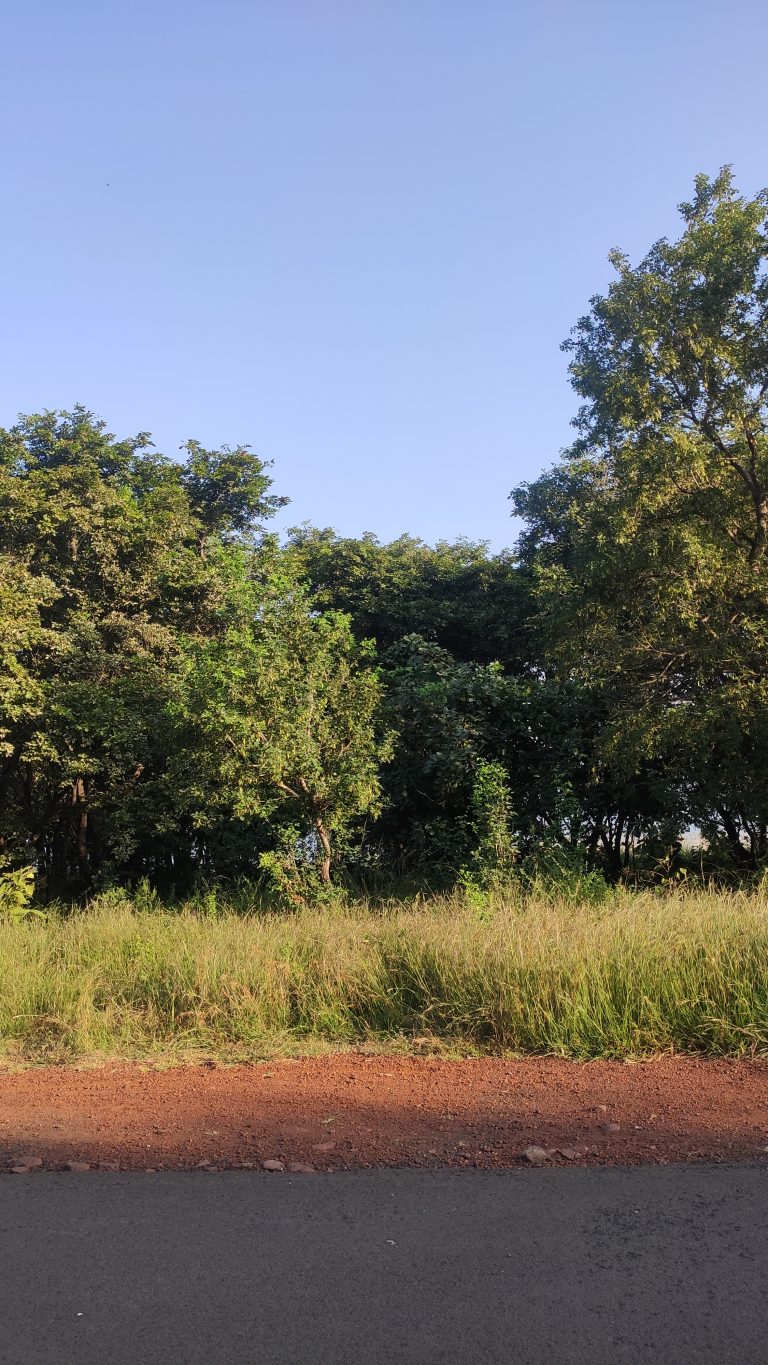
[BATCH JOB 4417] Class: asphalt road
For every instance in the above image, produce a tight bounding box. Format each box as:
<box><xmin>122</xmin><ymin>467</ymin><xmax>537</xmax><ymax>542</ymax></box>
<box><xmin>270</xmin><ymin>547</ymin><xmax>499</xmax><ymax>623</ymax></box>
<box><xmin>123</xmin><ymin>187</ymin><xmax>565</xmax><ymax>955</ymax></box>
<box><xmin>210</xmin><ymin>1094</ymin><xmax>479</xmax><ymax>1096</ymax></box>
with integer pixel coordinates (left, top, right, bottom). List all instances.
<box><xmin>1</xmin><ymin>1166</ymin><xmax>766</xmax><ymax>1364</ymax></box>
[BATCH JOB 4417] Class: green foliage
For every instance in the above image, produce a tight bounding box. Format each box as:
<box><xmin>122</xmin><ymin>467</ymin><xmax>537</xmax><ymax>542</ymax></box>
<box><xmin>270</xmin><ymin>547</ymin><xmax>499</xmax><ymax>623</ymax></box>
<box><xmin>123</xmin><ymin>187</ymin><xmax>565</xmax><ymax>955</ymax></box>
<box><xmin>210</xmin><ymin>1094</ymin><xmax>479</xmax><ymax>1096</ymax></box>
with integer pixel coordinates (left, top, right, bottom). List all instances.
<box><xmin>0</xmin><ymin>406</ymin><xmax>392</xmax><ymax>898</ymax></box>
<box><xmin>181</xmin><ymin>440</ymin><xmax>288</xmax><ymax>537</ymax></box>
<box><xmin>173</xmin><ymin>562</ymin><xmax>391</xmax><ymax>884</ymax></box>
<box><xmin>4</xmin><ymin>172</ymin><xmax>768</xmax><ymax>902</ymax></box>
<box><xmin>518</xmin><ymin>845</ymin><xmax>611</xmax><ymax>905</ymax></box>
<box><xmin>513</xmin><ymin>168</ymin><xmax>768</xmax><ymax>877</ymax></box>
<box><xmin>0</xmin><ymin>865</ymin><xmax>41</xmax><ymax>921</ymax></box>
<box><xmin>287</xmin><ymin>525</ymin><xmax>530</xmax><ymax>669</ymax></box>
<box><xmin>469</xmin><ymin>761</ymin><xmax>517</xmax><ymax>871</ymax></box>
<box><xmin>459</xmin><ymin>761</ymin><xmax>517</xmax><ymax>901</ymax></box>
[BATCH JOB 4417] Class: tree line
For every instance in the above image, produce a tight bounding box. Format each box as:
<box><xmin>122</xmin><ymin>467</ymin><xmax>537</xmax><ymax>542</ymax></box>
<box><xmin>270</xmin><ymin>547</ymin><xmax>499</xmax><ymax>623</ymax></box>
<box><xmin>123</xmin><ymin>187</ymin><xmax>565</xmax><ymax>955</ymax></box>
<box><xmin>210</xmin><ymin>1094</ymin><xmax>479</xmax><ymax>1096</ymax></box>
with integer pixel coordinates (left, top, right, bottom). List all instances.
<box><xmin>3</xmin><ymin>168</ymin><xmax>768</xmax><ymax>900</ymax></box>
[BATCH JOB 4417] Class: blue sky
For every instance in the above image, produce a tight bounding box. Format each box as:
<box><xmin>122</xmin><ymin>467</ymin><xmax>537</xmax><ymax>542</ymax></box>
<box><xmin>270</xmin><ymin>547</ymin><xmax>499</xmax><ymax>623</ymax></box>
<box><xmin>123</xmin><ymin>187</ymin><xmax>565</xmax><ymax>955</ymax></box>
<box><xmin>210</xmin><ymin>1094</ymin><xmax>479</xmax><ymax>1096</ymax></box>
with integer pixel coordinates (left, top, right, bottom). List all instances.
<box><xmin>2</xmin><ymin>1</ymin><xmax>766</xmax><ymax>548</ymax></box>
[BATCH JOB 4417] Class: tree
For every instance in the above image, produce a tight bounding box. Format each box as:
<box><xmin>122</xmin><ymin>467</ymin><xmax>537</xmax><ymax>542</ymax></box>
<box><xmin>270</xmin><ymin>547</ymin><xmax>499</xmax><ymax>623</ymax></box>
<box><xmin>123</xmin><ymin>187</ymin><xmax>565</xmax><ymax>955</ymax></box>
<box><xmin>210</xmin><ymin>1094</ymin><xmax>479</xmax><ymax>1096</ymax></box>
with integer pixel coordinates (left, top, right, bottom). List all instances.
<box><xmin>370</xmin><ymin>635</ymin><xmax>597</xmax><ymax>877</ymax></box>
<box><xmin>173</xmin><ymin>560</ymin><xmax>389</xmax><ymax>886</ymax></box>
<box><xmin>565</xmin><ymin>168</ymin><xmax>768</xmax><ymax>574</ymax></box>
<box><xmin>287</xmin><ymin>526</ymin><xmax>530</xmax><ymax>671</ymax></box>
<box><xmin>0</xmin><ymin>407</ymin><xmax>286</xmax><ymax>893</ymax></box>
<box><xmin>512</xmin><ymin>170</ymin><xmax>768</xmax><ymax>869</ymax></box>
<box><xmin>181</xmin><ymin>440</ymin><xmax>287</xmax><ymax>538</ymax></box>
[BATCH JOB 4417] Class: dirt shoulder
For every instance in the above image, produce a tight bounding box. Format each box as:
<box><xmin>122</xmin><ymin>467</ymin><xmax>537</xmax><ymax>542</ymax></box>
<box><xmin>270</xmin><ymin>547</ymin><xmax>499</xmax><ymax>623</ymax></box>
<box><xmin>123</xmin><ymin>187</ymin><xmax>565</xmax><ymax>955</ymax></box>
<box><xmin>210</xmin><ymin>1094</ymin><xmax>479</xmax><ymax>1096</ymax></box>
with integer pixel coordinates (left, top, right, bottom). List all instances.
<box><xmin>2</xmin><ymin>1056</ymin><xmax>767</xmax><ymax>1173</ymax></box>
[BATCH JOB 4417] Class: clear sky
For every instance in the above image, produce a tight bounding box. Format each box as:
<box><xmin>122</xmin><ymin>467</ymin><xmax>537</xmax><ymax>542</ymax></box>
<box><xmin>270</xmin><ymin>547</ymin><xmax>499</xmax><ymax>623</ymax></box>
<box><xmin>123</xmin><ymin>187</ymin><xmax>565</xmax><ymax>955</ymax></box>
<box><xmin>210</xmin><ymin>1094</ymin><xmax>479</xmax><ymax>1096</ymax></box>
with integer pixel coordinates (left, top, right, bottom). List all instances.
<box><xmin>2</xmin><ymin>1</ymin><xmax>766</xmax><ymax>548</ymax></box>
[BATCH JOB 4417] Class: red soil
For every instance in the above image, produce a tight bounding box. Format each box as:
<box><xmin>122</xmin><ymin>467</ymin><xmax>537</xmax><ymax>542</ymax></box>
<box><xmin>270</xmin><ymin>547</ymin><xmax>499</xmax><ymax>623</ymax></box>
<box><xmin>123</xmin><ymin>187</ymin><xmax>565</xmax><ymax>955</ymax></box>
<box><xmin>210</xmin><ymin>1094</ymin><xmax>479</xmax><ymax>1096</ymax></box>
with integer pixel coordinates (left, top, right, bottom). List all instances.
<box><xmin>2</xmin><ymin>1055</ymin><xmax>767</xmax><ymax>1172</ymax></box>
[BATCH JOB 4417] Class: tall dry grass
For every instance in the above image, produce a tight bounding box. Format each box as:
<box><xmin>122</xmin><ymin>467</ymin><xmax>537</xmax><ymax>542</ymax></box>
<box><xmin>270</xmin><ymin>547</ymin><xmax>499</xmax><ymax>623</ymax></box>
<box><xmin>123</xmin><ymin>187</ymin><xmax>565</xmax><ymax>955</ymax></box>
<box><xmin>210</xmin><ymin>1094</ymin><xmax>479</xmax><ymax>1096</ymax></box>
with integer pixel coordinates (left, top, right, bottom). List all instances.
<box><xmin>1</xmin><ymin>885</ymin><xmax>767</xmax><ymax>1062</ymax></box>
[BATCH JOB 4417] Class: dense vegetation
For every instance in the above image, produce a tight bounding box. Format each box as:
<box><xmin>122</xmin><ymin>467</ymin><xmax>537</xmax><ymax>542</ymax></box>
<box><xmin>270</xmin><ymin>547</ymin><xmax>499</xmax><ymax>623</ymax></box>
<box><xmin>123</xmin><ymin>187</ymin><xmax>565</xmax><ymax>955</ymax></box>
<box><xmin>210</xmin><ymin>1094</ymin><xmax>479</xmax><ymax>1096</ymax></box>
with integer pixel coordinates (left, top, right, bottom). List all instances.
<box><xmin>3</xmin><ymin>169</ymin><xmax>768</xmax><ymax>906</ymax></box>
<box><xmin>3</xmin><ymin>885</ymin><xmax>768</xmax><ymax>1061</ymax></box>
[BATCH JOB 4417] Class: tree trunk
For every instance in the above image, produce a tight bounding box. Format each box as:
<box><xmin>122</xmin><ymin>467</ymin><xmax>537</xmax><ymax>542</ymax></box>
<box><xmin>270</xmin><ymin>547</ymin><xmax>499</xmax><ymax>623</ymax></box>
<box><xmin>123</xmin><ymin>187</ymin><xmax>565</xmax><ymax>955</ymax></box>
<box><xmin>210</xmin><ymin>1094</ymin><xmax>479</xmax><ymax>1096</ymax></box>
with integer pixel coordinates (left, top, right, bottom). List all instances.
<box><xmin>602</xmin><ymin>812</ymin><xmax>626</xmax><ymax>884</ymax></box>
<box><xmin>73</xmin><ymin>777</ymin><xmax>88</xmax><ymax>871</ymax></box>
<box><xmin>717</xmin><ymin>808</ymin><xmax>751</xmax><ymax>865</ymax></box>
<box><xmin>316</xmin><ymin>819</ymin><xmax>332</xmax><ymax>884</ymax></box>
<box><xmin>748</xmin><ymin>495</ymin><xmax>768</xmax><ymax>572</ymax></box>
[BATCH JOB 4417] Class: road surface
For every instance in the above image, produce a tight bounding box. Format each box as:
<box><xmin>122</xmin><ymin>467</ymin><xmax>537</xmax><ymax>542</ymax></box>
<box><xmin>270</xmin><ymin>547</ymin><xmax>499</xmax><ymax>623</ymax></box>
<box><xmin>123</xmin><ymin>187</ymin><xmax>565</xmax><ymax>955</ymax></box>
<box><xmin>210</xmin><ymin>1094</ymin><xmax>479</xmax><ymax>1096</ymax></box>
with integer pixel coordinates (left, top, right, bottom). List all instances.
<box><xmin>1</xmin><ymin>1166</ymin><xmax>765</xmax><ymax>1363</ymax></box>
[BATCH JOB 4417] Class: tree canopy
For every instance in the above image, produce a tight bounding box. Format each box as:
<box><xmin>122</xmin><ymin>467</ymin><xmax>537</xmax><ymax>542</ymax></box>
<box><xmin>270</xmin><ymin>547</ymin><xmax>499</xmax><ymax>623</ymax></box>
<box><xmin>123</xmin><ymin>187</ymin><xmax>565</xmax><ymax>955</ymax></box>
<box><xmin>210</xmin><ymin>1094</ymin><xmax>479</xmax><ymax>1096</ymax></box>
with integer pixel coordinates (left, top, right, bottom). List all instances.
<box><xmin>513</xmin><ymin>168</ymin><xmax>768</xmax><ymax>869</ymax></box>
<box><xmin>3</xmin><ymin>171</ymin><xmax>768</xmax><ymax>898</ymax></box>
<box><xmin>0</xmin><ymin>409</ymin><xmax>384</xmax><ymax>896</ymax></box>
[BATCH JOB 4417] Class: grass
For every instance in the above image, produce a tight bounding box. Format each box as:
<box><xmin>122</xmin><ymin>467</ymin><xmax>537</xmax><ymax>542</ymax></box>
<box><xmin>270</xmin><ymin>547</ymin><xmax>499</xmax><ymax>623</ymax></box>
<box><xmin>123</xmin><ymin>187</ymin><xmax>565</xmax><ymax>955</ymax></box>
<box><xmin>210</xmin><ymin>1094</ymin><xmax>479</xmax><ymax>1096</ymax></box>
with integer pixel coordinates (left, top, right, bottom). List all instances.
<box><xmin>1</xmin><ymin>884</ymin><xmax>768</xmax><ymax>1063</ymax></box>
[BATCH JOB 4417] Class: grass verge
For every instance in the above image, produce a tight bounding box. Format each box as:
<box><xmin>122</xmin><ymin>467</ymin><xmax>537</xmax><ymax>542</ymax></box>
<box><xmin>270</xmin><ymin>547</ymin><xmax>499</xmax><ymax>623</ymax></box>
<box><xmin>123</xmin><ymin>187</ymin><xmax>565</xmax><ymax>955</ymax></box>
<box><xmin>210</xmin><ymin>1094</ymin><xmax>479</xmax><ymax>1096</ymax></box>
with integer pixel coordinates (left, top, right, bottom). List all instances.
<box><xmin>2</xmin><ymin>886</ymin><xmax>768</xmax><ymax>1063</ymax></box>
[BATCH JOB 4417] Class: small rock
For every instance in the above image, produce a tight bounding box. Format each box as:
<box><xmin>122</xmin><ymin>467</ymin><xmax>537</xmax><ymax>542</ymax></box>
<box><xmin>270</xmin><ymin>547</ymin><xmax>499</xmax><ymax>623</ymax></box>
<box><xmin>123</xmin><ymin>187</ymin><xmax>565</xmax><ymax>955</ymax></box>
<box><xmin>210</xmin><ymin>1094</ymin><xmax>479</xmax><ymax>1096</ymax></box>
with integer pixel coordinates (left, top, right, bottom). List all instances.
<box><xmin>287</xmin><ymin>1162</ymin><xmax>315</xmax><ymax>1174</ymax></box>
<box><xmin>597</xmin><ymin>1104</ymin><xmax>608</xmax><ymax>1113</ymax></box>
<box><xmin>144</xmin><ymin>1168</ymin><xmax>157</xmax><ymax>1174</ymax></box>
<box><xmin>262</xmin><ymin>1159</ymin><xmax>285</xmax><ymax>1172</ymax></box>
<box><xmin>558</xmin><ymin>1148</ymin><xmax>579</xmax><ymax>1160</ymax></box>
<box><xmin>98</xmin><ymin>1162</ymin><xmax>120</xmax><ymax>1171</ymax></box>
<box><xmin>234</xmin><ymin>1161</ymin><xmax>255</xmax><ymax>1169</ymax></box>
<box><xmin>522</xmin><ymin>1146</ymin><xmax>551</xmax><ymax>1166</ymax></box>
<box><xmin>10</xmin><ymin>1165</ymin><xmax>31</xmax><ymax>1175</ymax></box>
<box><xmin>602</xmin><ymin>1122</ymin><xmax>621</xmax><ymax>1134</ymax></box>
<box><xmin>64</xmin><ymin>1161</ymin><xmax>91</xmax><ymax>1172</ymax></box>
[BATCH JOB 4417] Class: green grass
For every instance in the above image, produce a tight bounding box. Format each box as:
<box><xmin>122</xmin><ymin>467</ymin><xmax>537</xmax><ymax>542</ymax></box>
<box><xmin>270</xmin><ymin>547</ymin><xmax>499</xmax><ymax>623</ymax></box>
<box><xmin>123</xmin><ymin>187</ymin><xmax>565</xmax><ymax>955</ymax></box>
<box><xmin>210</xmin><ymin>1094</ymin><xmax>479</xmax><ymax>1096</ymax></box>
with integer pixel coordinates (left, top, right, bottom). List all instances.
<box><xmin>2</xmin><ymin>885</ymin><xmax>768</xmax><ymax>1063</ymax></box>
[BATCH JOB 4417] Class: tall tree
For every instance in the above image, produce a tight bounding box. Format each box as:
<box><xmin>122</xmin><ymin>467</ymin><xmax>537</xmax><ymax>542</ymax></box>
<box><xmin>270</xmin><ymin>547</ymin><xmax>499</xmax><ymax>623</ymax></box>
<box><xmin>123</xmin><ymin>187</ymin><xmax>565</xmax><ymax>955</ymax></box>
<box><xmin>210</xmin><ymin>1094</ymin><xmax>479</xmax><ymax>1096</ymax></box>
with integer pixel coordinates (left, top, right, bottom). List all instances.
<box><xmin>0</xmin><ymin>407</ymin><xmax>285</xmax><ymax>892</ymax></box>
<box><xmin>513</xmin><ymin>170</ymin><xmax>768</xmax><ymax>867</ymax></box>
<box><xmin>173</xmin><ymin>559</ymin><xmax>389</xmax><ymax>885</ymax></box>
